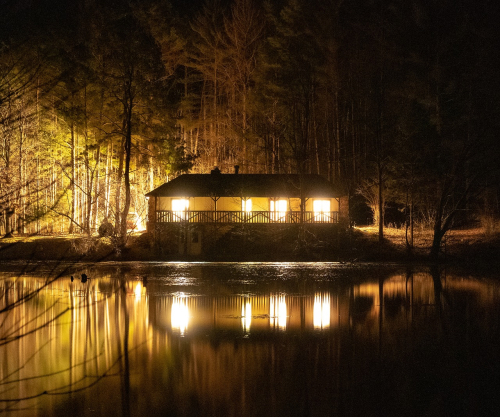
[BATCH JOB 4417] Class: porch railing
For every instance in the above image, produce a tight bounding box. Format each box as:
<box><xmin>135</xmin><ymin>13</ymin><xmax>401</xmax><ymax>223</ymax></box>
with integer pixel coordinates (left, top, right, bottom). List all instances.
<box><xmin>155</xmin><ymin>210</ymin><xmax>339</xmax><ymax>224</ymax></box>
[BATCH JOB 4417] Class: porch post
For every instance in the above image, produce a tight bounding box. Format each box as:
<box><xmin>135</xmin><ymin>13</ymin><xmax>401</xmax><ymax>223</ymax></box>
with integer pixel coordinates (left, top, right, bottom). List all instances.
<box><xmin>212</xmin><ymin>196</ymin><xmax>219</xmax><ymax>223</ymax></box>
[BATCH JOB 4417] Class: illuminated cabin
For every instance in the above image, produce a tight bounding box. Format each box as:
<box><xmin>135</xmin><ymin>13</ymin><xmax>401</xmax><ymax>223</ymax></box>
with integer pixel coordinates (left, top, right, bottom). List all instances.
<box><xmin>145</xmin><ymin>168</ymin><xmax>344</xmax><ymax>256</ymax></box>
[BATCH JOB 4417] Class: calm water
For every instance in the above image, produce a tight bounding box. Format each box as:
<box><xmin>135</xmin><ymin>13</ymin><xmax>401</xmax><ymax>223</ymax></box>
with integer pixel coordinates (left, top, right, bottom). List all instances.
<box><xmin>1</xmin><ymin>262</ymin><xmax>499</xmax><ymax>416</ymax></box>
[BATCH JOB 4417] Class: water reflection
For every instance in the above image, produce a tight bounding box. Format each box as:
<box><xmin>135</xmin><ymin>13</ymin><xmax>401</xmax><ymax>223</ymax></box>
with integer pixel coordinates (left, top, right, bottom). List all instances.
<box><xmin>1</xmin><ymin>263</ymin><xmax>499</xmax><ymax>416</ymax></box>
<box><xmin>241</xmin><ymin>298</ymin><xmax>251</xmax><ymax>333</ymax></box>
<box><xmin>270</xmin><ymin>294</ymin><xmax>287</xmax><ymax>330</ymax></box>
<box><xmin>171</xmin><ymin>294</ymin><xmax>189</xmax><ymax>335</ymax></box>
<box><xmin>313</xmin><ymin>293</ymin><xmax>330</xmax><ymax>329</ymax></box>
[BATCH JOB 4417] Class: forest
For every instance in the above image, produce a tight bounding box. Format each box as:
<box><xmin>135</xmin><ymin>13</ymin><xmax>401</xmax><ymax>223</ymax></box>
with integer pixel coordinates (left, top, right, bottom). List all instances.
<box><xmin>1</xmin><ymin>0</ymin><xmax>499</xmax><ymax>256</ymax></box>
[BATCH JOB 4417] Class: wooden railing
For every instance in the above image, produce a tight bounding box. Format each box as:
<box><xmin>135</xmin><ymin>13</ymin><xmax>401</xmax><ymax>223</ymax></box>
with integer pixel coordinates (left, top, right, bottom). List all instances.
<box><xmin>155</xmin><ymin>210</ymin><xmax>339</xmax><ymax>224</ymax></box>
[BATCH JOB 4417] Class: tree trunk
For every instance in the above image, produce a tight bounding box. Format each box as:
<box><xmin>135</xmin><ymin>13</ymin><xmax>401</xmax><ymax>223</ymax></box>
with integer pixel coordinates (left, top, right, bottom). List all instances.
<box><xmin>119</xmin><ymin>80</ymin><xmax>133</xmax><ymax>248</ymax></box>
<box><xmin>92</xmin><ymin>144</ymin><xmax>101</xmax><ymax>232</ymax></box>
<box><xmin>114</xmin><ymin>137</ymin><xmax>125</xmax><ymax>237</ymax></box>
<box><xmin>105</xmin><ymin>141</ymin><xmax>111</xmax><ymax>219</ymax></box>
<box><xmin>430</xmin><ymin>226</ymin><xmax>444</xmax><ymax>261</ymax></box>
<box><xmin>378</xmin><ymin>162</ymin><xmax>384</xmax><ymax>242</ymax></box>
<box><xmin>69</xmin><ymin>121</ymin><xmax>76</xmax><ymax>234</ymax></box>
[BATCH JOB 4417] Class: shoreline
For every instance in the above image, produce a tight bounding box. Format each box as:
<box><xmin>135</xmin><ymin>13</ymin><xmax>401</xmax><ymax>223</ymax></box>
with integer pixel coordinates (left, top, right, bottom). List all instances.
<box><xmin>0</xmin><ymin>228</ymin><xmax>499</xmax><ymax>271</ymax></box>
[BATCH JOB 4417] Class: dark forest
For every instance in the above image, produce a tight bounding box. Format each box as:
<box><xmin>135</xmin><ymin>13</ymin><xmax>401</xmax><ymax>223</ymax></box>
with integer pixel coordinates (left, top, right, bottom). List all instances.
<box><xmin>1</xmin><ymin>0</ymin><xmax>499</xmax><ymax>257</ymax></box>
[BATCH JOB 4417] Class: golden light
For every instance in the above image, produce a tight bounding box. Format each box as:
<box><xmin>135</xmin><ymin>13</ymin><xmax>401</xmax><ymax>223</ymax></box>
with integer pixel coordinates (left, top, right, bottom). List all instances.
<box><xmin>241</xmin><ymin>299</ymin><xmax>252</xmax><ymax>332</ymax></box>
<box><xmin>313</xmin><ymin>199</ymin><xmax>331</xmax><ymax>221</ymax></box>
<box><xmin>270</xmin><ymin>294</ymin><xmax>287</xmax><ymax>330</ymax></box>
<box><xmin>171</xmin><ymin>294</ymin><xmax>189</xmax><ymax>335</ymax></box>
<box><xmin>134</xmin><ymin>213</ymin><xmax>146</xmax><ymax>231</ymax></box>
<box><xmin>270</xmin><ymin>199</ymin><xmax>287</xmax><ymax>221</ymax></box>
<box><xmin>172</xmin><ymin>198</ymin><xmax>189</xmax><ymax>221</ymax></box>
<box><xmin>134</xmin><ymin>282</ymin><xmax>144</xmax><ymax>301</ymax></box>
<box><xmin>242</xmin><ymin>198</ymin><xmax>252</xmax><ymax>212</ymax></box>
<box><xmin>313</xmin><ymin>293</ymin><xmax>330</xmax><ymax>329</ymax></box>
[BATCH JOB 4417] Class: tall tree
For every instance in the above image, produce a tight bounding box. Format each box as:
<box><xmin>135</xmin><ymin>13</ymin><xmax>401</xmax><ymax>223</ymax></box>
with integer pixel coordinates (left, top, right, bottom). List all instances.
<box><xmin>255</xmin><ymin>0</ymin><xmax>324</xmax><ymax>174</ymax></box>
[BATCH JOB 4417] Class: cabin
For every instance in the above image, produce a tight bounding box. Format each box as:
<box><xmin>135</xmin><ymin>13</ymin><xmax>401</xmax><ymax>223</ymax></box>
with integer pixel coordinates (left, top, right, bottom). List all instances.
<box><xmin>146</xmin><ymin>168</ymin><xmax>345</xmax><ymax>256</ymax></box>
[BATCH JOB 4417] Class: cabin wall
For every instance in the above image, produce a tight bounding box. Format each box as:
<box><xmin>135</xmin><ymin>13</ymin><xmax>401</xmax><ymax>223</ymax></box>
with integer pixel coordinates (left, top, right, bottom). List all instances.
<box><xmin>217</xmin><ymin>197</ymin><xmax>243</xmax><ymax>211</ymax></box>
<box><xmin>190</xmin><ymin>197</ymin><xmax>213</xmax><ymax>210</ymax></box>
<box><xmin>156</xmin><ymin>196</ymin><xmax>339</xmax><ymax>212</ymax></box>
<box><xmin>157</xmin><ymin>197</ymin><xmax>169</xmax><ymax>210</ymax></box>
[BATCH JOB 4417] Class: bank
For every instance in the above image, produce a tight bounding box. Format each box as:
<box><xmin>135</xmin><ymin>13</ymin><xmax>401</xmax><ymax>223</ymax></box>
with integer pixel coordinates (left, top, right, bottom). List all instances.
<box><xmin>1</xmin><ymin>227</ymin><xmax>499</xmax><ymax>267</ymax></box>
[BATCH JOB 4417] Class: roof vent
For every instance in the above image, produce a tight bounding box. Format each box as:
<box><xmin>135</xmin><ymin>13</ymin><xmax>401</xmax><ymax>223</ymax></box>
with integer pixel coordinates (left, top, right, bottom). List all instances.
<box><xmin>234</xmin><ymin>165</ymin><xmax>239</xmax><ymax>174</ymax></box>
<box><xmin>211</xmin><ymin>166</ymin><xmax>221</xmax><ymax>175</ymax></box>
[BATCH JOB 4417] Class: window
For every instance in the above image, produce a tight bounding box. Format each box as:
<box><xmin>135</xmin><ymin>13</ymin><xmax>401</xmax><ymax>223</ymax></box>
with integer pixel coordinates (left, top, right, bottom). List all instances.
<box><xmin>242</xmin><ymin>198</ymin><xmax>252</xmax><ymax>212</ymax></box>
<box><xmin>313</xmin><ymin>199</ymin><xmax>331</xmax><ymax>222</ymax></box>
<box><xmin>172</xmin><ymin>198</ymin><xmax>189</xmax><ymax>221</ymax></box>
<box><xmin>270</xmin><ymin>199</ymin><xmax>287</xmax><ymax>222</ymax></box>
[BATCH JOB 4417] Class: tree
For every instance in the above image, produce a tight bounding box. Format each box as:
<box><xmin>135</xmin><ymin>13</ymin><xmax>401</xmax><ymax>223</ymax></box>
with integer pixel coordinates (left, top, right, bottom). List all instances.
<box><xmin>384</xmin><ymin>0</ymin><xmax>500</xmax><ymax>259</ymax></box>
<box><xmin>255</xmin><ymin>0</ymin><xmax>325</xmax><ymax>174</ymax></box>
<box><xmin>85</xmin><ymin>1</ymin><xmax>189</xmax><ymax>248</ymax></box>
<box><xmin>0</xmin><ymin>23</ymin><xmax>49</xmax><ymax>236</ymax></box>
<box><xmin>221</xmin><ymin>0</ymin><xmax>264</xmax><ymax>170</ymax></box>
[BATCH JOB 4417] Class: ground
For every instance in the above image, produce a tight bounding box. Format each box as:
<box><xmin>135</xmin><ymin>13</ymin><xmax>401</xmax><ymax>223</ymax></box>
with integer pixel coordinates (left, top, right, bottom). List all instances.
<box><xmin>354</xmin><ymin>225</ymin><xmax>500</xmax><ymax>268</ymax></box>
<box><xmin>0</xmin><ymin>226</ymin><xmax>499</xmax><ymax>267</ymax></box>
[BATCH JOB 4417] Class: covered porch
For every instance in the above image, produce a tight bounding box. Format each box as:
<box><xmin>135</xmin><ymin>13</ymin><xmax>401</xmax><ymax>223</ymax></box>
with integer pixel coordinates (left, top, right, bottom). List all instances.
<box><xmin>154</xmin><ymin>209</ymin><xmax>339</xmax><ymax>224</ymax></box>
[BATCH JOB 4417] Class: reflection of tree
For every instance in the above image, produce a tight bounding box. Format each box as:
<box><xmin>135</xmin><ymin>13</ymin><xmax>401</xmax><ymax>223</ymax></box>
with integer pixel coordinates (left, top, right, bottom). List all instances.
<box><xmin>0</xmin><ymin>270</ymin><xmax>146</xmax><ymax>415</ymax></box>
<box><xmin>430</xmin><ymin>264</ymin><xmax>443</xmax><ymax>315</ymax></box>
<box><xmin>118</xmin><ymin>278</ymin><xmax>131</xmax><ymax>417</ymax></box>
<box><xmin>2</xmin><ymin>263</ymin><xmax>499</xmax><ymax>416</ymax></box>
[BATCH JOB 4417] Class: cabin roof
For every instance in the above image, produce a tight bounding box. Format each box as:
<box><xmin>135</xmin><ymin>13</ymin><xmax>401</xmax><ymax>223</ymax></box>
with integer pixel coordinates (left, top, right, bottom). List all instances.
<box><xmin>146</xmin><ymin>173</ymin><xmax>342</xmax><ymax>198</ymax></box>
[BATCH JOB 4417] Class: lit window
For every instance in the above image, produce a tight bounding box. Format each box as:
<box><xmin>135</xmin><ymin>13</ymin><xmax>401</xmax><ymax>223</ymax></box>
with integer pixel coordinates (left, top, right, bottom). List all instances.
<box><xmin>313</xmin><ymin>199</ymin><xmax>331</xmax><ymax>222</ymax></box>
<box><xmin>172</xmin><ymin>198</ymin><xmax>189</xmax><ymax>221</ymax></box>
<box><xmin>242</xmin><ymin>198</ymin><xmax>252</xmax><ymax>212</ymax></box>
<box><xmin>270</xmin><ymin>199</ymin><xmax>287</xmax><ymax>221</ymax></box>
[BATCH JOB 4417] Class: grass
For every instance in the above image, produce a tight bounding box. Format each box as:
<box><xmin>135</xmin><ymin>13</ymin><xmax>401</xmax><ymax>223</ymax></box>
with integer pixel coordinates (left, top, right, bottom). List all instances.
<box><xmin>0</xmin><ymin>226</ymin><xmax>499</xmax><ymax>265</ymax></box>
<box><xmin>357</xmin><ymin>225</ymin><xmax>500</xmax><ymax>265</ymax></box>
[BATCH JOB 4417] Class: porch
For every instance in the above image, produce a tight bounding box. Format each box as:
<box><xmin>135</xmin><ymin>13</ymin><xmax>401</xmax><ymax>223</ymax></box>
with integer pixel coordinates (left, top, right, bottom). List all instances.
<box><xmin>155</xmin><ymin>210</ymin><xmax>339</xmax><ymax>224</ymax></box>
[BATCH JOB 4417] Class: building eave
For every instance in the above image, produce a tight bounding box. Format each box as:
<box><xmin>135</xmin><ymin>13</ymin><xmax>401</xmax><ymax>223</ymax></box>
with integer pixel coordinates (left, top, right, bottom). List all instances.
<box><xmin>145</xmin><ymin>174</ymin><xmax>343</xmax><ymax>199</ymax></box>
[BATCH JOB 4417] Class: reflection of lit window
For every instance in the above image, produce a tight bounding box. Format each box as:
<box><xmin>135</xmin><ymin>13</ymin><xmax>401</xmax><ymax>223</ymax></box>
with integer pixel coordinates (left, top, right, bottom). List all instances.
<box><xmin>270</xmin><ymin>199</ymin><xmax>287</xmax><ymax>222</ymax></box>
<box><xmin>241</xmin><ymin>300</ymin><xmax>251</xmax><ymax>333</ymax></box>
<box><xmin>313</xmin><ymin>293</ymin><xmax>330</xmax><ymax>329</ymax></box>
<box><xmin>171</xmin><ymin>296</ymin><xmax>189</xmax><ymax>335</ymax></box>
<box><xmin>270</xmin><ymin>294</ymin><xmax>287</xmax><ymax>330</ymax></box>
<box><xmin>242</xmin><ymin>198</ymin><xmax>252</xmax><ymax>212</ymax></box>
<box><xmin>134</xmin><ymin>282</ymin><xmax>143</xmax><ymax>302</ymax></box>
<box><xmin>313</xmin><ymin>199</ymin><xmax>331</xmax><ymax>222</ymax></box>
<box><xmin>172</xmin><ymin>198</ymin><xmax>189</xmax><ymax>221</ymax></box>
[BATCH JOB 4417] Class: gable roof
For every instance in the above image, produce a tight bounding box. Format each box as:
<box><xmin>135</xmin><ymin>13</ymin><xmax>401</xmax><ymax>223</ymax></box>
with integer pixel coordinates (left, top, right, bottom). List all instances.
<box><xmin>146</xmin><ymin>173</ymin><xmax>342</xmax><ymax>198</ymax></box>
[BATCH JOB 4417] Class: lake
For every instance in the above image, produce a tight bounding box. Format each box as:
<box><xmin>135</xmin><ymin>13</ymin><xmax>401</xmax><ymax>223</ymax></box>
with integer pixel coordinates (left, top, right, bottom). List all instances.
<box><xmin>1</xmin><ymin>262</ymin><xmax>499</xmax><ymax>416</ymax></box>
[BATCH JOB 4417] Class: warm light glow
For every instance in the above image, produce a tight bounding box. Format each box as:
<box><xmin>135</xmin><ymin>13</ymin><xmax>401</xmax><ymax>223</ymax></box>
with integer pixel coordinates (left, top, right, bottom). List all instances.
<box><xmin>126</xmin><ymin>211</ymin><xmax>146</xmax><ymax>231</ymax></box>
<box><xmin>241</xmin><ymin>299</ymin><xmax>252</xmax><ymax>332</ymax></box>
<box><xmin>171</xmin><ymin>295</ymin><xmax>189</xmax><ymax>335</ymax></box>
<box><xmin>242</xmin><ymin>198</ymin><xmax>252</xmax><ymax>212</ymax></box>
<box><xmin>172</xmin><ymin>198</ymin><xmax>189</xmax><ymax>221</ymax></box>
<box><xmin>134</xmin><ymin>282</ymin><xmax>143</xmax><ymax>301</ymax></box>
<box><xmin>313</xmin><ymin>293</ymin><xmax>330</xmax><ymax>329</ymax></box>
<box><xmin>270</xmin><ymin>199</ymin><xmax>287</xmax><ymax>221</ymax></box>
<box><xmin>313</xmin><ymin>199</ymin><xmax>331</xmax><ymax>221</ymax></box>
<box><xmin>135</xmin><ymin>213</ymin><xmax>146</xmax><ymax>231</ymax></box>
<box><xmin>270</xmin><ymin>294</ymin><xmax>287</xmax><ymax>330</ymax></box>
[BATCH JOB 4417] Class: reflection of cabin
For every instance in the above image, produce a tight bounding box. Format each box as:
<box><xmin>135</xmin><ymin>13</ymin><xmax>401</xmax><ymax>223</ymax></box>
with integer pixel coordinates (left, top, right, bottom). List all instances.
<box><xmin>146</xmin><ymin>169</ymin><xmax>345</xmax><ymax>256</ymax></box>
